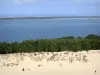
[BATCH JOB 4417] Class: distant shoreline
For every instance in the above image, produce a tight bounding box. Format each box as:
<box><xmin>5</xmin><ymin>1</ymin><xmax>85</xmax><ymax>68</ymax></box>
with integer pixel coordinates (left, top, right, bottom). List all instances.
<box><xmin>0</xmin><ymin>16</ymin><xmax>100</xmax><ymax>19</ymax></box>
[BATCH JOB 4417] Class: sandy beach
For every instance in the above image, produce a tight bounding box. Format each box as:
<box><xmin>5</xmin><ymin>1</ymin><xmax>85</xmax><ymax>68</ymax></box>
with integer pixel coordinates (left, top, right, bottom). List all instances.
<box><xmin>0</xmin><ymin>50</ymin><xmax>100</xmax><ymax>75</ymax></box>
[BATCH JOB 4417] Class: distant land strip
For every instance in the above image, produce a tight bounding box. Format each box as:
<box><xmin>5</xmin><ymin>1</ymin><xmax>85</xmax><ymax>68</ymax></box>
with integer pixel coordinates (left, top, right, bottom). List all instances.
<box><xmin>0</xmin><ymin>16</ymin><xmax>100</xmax><ymax>20</ymax></box>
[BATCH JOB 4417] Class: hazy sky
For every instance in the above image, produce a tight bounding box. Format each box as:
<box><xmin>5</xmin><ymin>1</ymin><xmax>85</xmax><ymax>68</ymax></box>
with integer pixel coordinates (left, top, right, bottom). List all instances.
<box><xmin>0</xmin><ymin>0</ymin><xmax>100</xmax><ymax>16</ymax></box>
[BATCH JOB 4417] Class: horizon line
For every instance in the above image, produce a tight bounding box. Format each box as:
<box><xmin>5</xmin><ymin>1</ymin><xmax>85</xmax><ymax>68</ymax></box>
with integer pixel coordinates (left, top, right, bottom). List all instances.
<box><xmin>0</xmin><ymin>16</ymin><xmax>100</xmax><ymax>19</ymax></box>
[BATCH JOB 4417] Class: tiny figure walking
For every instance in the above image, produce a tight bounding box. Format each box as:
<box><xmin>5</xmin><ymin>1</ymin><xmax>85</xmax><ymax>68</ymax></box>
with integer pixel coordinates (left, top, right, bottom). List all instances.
<box><xmin>95</xmin><ymin>70</ymin><xmax>96</xmax><ymax>73</ymax></box>
<box><xmin>22</xmin><ymin>68</ymin><xmax>25</xmax><ymax>71</ymax></box>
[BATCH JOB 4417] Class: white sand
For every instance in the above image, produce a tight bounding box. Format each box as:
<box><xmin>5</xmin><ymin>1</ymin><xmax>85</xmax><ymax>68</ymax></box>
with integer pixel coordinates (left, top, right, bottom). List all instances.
<box><xmin>0</xmin><ymin>50</ymin><xmax>100</xmax><ymax>75</ymax></box>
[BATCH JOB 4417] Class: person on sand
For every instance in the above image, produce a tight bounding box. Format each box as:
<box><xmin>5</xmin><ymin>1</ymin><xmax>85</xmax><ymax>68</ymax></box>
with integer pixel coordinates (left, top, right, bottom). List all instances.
<box><xmin>95</xmin><ymin>70</ymin><xmax>96</xmax><ymax>73</ymax></box>
<box><xmin>22</xmin><ymin>68</ymin><xmax>25</xmax><ymax>71</ymax></box>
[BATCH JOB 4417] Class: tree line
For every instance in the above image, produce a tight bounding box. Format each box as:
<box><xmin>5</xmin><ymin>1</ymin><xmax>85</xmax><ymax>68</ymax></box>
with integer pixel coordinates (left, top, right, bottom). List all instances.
<box><xmin>0</xmin><ymin>34</ymin><xmax>100</xmax><ymax>54</ymax></box>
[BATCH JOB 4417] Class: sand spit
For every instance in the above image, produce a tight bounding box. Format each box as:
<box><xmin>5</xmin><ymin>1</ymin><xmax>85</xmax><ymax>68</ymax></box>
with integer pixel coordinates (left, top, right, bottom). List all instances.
<box><xmin>0</xmin><ymin>50</ymin><xmax>100</xmax><ymax>75</ymax></box>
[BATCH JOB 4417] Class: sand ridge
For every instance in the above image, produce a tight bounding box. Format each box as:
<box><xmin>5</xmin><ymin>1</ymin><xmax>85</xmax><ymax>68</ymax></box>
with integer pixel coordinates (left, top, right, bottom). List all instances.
<box><xmin>0</xmin><ymin>50</ymin><xmax>100</xmax><ymax>75</ymax></box>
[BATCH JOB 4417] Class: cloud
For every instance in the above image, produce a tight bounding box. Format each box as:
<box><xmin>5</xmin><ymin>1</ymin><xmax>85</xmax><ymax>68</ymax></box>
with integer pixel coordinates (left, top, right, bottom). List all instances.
<box><xmin>13</xmin><ymin>0</ymin><xmax>38</xmax><ymax>4</ymax></box>
<box><xmin>3</xmin><ymin>0</ymin><xmax>100</xmax><ymax>5</ymax></box>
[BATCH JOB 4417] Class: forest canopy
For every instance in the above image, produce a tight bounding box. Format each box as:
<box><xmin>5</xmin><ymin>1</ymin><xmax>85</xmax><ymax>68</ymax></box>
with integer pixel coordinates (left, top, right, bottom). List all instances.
<box><xmin>0</xmin><ymin>34</ymin><xmax>100</xmax><ymax>54</ymax></box>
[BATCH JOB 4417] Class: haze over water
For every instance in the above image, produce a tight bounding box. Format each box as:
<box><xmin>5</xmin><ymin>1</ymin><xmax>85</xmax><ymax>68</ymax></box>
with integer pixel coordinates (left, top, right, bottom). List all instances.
<box><xmin>0</xmin><ymin>18</ymin><xmax>100</xmax><ymax>42</ymax></box>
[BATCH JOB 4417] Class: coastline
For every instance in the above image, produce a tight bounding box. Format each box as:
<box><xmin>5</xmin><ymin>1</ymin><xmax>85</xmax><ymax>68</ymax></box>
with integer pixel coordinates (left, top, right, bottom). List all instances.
<box><xmin>0</xmin><ymin>16</ymin><xmax>100</xmax><ymax>20</ymax></box>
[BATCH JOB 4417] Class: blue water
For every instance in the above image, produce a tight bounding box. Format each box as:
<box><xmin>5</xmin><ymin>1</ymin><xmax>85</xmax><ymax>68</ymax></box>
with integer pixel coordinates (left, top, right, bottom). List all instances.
<box><xmin>0</xmin><ymin>19</ymin><xmax>100</xmax><ymax>42</ymax></box>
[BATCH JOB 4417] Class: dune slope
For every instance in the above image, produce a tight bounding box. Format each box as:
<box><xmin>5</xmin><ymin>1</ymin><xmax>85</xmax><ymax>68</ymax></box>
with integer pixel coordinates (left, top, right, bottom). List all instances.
<box><xmin>0</xmin><ymin>50</ymin><xmax>100</xmax><ymax>75</ymax></box>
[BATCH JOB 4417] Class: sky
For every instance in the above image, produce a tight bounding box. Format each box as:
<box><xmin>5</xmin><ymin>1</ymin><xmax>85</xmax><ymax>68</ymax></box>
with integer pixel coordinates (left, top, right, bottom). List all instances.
<box><xmin>0</xmin><ymin>0</ymin><xmax>100</xmax><ymax>17</ymax></box>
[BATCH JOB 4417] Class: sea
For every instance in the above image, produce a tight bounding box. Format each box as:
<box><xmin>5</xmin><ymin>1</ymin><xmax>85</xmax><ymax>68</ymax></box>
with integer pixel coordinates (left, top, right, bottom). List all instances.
<box><xmin>0</xmin><ymin>18</ymin><xmax>100</xmax><ymax>42</ymax></box>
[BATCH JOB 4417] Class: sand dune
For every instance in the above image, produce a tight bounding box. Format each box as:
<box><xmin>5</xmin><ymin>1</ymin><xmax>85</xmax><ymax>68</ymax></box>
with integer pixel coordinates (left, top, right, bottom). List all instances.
<box><xmin>0</xmin><ymin>50</ymin><xmax>100</xmax><ymax>75</ymax></box>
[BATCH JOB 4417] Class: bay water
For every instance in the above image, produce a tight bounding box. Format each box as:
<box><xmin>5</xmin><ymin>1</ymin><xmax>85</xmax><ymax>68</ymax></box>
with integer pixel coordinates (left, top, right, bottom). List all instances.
<box><xmin>0</xmin><ymin>18</ymin><xmax>100</xmax><ymax>42</ymax></box>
